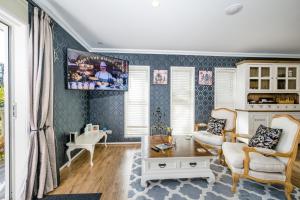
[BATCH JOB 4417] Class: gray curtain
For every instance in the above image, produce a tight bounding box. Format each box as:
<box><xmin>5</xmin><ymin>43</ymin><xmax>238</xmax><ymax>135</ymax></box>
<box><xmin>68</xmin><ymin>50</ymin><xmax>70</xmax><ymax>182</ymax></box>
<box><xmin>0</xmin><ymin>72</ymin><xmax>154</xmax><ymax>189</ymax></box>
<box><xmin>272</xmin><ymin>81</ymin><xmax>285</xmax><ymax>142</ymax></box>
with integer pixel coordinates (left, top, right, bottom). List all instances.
<box><xmin>26</xmin><ymin>7</ymin><xmax>57</xmax><ymax>200</ymax></box>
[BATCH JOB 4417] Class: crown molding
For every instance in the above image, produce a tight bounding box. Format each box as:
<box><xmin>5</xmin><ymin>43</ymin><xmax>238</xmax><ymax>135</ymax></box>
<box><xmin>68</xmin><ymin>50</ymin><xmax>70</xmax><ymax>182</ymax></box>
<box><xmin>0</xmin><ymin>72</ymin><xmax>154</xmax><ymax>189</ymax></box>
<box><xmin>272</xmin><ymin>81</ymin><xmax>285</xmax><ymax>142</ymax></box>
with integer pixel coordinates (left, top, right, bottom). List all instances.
<box><xmin>31</xmin><ymin>0</ymin><xmax>300</xmax><ymax>59</ymax></box>
<box><xmin>32</xmin><ymin>0</ymin><xmax>91</xmax><ymax>51</ymax></box>
<box><xmin>17</xmin><ymin>0</ymin><xmax>28</xmax><ymax>8</ymax></box>
<box><xmin>90</xmin><ymin>47</ymin><xmax>300</xmax><ymax>58</ymax></box>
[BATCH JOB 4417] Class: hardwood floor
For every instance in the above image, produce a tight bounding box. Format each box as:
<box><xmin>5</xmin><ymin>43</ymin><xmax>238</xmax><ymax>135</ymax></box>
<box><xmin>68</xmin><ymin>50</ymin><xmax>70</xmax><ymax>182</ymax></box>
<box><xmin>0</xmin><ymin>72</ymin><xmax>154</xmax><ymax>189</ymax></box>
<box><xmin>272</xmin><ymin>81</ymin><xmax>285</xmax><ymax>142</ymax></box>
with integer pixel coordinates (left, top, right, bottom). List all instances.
<box><xmin>50</xmin><ymin>144</ymin><xmax>140</xmax><ymax>200</ymax></box>
<box><xmin>51</xmin><ymin>144</ymin><xmax>300</xmax><ymax>200</ymax></box>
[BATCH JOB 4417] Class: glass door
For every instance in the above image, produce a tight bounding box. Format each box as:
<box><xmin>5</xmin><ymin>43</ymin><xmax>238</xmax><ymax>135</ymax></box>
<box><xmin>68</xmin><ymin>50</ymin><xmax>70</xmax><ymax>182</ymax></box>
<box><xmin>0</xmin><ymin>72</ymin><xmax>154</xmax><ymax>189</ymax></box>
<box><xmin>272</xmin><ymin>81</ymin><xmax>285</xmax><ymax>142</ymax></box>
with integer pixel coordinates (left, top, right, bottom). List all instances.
<box><xmin>249</xmin><ymin>66</ymin><xmax>271</xmax><ymax>91</ymax></box>
<box><xmin>287</xmin><ymin>67</ymin><xmax>297</xmax><ymax>90</ymax></box>
<box><xmin>276</xmin><ymin>66</ymin><xmax>298</xmax><ymax>91</ymax></box>
<box><xmin>260</xmin><ymin>67</ymin><xmax>271</xmax><ymax>90</ymax></box>
<box><xmin>0</xmin><ymin>21</ymin><xmax>8</xmax><ymax>200</ymax></box>
<box><xmin>276</xmin><ymin>67</ymin><xmax>286</xmax><ymax>90</ymax></box>
<box><xmin>249</xmin><ymin>67</ymin><xmax>259</xmax><ymax>90</ymax></box>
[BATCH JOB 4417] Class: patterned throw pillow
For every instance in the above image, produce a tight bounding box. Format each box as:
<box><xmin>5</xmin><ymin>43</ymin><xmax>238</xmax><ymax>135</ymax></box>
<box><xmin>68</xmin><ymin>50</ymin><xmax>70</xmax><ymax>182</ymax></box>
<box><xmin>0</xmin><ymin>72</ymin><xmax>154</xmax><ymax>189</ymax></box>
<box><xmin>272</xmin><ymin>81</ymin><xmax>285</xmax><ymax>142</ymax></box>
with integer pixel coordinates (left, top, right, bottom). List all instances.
<box><xmin>248</xmin><ymin>125</ymin><xmax>283</xmax><ymax>149</ymax></box>
<box><xmin>207</xmin><ymin>117</ymin><xmax>226</xmax><ymax>135</ymax></box>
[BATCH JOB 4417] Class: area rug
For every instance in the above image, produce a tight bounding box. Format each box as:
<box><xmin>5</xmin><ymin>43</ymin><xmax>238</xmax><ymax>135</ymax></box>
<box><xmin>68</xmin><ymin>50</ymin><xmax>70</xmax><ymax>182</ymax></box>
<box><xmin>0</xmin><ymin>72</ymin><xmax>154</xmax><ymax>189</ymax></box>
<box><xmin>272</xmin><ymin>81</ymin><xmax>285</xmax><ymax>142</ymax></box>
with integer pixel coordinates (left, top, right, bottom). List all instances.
<box><xmin>128</xmin><ymin>152</ymin><xmax>300</xmax><ymax>200</ymax></box>
<box><xmin>39</xmin><ymin>193</ymin><xmax>101</xmax><ymax>200</ymax></box>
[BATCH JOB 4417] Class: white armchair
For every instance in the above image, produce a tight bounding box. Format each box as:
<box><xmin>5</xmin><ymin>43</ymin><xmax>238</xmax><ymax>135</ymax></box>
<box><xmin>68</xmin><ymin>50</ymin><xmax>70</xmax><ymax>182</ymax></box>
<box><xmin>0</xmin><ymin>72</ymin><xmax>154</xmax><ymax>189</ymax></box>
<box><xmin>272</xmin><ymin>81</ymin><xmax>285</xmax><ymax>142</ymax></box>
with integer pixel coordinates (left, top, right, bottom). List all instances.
<box><xmin>194</xmin><ymin>108</ymin><xmax>237</xmax><ymax>162</ymax></box>
<box><xmin>223</xmin><ymin>114</ymin><xmax>300</xmax><ymax>200</ymax></box>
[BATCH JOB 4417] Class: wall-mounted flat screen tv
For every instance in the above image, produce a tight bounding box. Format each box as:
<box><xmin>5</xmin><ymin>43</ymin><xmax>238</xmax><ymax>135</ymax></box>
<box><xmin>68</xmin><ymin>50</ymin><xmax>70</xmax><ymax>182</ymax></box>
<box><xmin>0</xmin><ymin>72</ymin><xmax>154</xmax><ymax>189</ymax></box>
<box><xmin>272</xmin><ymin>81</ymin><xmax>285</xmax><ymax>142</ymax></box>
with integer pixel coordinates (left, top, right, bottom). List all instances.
<box><xmin>67</xmin><ymin>48</ymin><xmax>129</xmax><ymax>91</ymax></box>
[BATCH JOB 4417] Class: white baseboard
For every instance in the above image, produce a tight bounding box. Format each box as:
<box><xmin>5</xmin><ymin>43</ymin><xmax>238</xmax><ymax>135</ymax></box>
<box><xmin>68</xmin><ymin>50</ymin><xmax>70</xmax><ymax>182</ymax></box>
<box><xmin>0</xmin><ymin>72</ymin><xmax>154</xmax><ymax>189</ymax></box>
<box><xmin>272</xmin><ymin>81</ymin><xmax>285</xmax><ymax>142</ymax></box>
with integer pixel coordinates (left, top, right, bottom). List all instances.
<box><xmin>97</xmin><ymin>141</ymin><xmax>141</xmax><ymax>145</ymax></box>
<box><xmin>59</xmin><ymin>149</ymin><xmax>85</xmax><ymax>172</ymax></box>
<box><xmin>59</xmin><ymin>142</ymin><xmax>141</xmax><ymax>171</ymax></box>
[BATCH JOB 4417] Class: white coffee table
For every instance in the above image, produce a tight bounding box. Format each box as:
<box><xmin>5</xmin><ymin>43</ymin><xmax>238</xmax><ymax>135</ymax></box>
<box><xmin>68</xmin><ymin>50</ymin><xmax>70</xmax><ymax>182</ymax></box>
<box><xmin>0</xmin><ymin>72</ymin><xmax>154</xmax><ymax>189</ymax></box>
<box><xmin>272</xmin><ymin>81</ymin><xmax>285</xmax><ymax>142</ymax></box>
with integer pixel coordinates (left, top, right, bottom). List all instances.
<box><xmin>66</xmin><ymin>130</ymin><xmax>109</xmax><ymax>167</ymax></box>
<box><xmin>141</xmin><ymin>135</ymin><xmax>215</xmax><ymax>187</ymax></box>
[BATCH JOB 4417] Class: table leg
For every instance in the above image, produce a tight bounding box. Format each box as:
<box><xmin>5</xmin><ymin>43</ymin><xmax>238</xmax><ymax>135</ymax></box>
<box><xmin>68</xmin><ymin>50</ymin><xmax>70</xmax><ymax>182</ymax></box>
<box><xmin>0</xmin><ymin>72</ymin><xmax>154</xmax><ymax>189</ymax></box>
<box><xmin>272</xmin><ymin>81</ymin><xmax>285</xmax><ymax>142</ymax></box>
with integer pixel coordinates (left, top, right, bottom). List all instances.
<box><xmin>104</xmin><ymin>133</ymin><xmax>107</xmax><ymax>147</ymax></box>
<box><xmin>207</xmin><ymin>171</ymin><xmax>216</xmax><ymax>183</ymax></box>
<box><xmin>66</xmin><ymin>146</ymin><xmax>75</xmax><ymax>167</ymax></box>
<box><xmin>88</xmin><ymin>145</ymin><xmax>95</xmax><ymax>167</ymax></box>
<box><xmin>141</xmin><ymin>177</ymin><xmax>147</xmax><ymax>187</ymax></box>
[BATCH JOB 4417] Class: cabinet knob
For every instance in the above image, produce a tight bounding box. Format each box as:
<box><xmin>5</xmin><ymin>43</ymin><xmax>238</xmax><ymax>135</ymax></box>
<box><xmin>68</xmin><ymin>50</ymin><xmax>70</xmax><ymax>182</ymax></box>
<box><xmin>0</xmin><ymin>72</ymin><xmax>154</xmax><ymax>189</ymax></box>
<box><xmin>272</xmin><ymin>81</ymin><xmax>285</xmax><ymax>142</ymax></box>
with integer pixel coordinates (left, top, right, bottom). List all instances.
<box><xmin>189</xmin><ymin>162</ymin><xmax>197</xmax><ymax>167</ymax></box>
<box><xmin>158</xmin><ymin>163</ymin><xmax>166</xmax><ymax>168</ymax></box>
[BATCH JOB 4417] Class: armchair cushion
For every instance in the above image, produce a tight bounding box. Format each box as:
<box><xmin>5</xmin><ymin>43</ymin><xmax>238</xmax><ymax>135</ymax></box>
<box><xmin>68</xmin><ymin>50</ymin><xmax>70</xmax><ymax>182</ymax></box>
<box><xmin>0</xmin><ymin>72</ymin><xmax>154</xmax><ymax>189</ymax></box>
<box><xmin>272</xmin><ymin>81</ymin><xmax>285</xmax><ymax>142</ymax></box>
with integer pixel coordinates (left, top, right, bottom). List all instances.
<box><xmin>194</xmin><ymin>131</ymin><xmax>224</xmax><ymax>146</ymax></box>
<box><xmin>248</xmin><ymin>125</ymin><xmax>282</xmax><ymax>149</ymax></box>
<box><xmin>222</xmin><ymin>142</ymin><xmax>286</xmax><ymax>173</ymax></box>
<box><xmin>207</xmin><ymin>117</ymin><xmax>226</xmax><ymax>135</ymax></box>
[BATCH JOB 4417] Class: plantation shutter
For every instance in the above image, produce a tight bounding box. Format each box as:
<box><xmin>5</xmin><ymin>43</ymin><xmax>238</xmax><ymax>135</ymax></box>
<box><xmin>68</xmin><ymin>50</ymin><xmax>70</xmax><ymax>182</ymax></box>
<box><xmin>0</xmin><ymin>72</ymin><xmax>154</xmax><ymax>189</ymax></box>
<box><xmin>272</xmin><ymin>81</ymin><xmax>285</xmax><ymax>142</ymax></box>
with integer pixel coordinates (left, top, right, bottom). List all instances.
<box><xmin>125</xmin><ymin>66</ymin><xmax>150</xmax><ymax>135</ymax></box>
<box><xmin>214</xmin><ymin>68</ymin><xmax>236</xmax><ymax>109</ymax></box>
<box><xmin>171</xmin><ymin>67</ymin><xmax>195</xmax><ymax>135</ymax></box>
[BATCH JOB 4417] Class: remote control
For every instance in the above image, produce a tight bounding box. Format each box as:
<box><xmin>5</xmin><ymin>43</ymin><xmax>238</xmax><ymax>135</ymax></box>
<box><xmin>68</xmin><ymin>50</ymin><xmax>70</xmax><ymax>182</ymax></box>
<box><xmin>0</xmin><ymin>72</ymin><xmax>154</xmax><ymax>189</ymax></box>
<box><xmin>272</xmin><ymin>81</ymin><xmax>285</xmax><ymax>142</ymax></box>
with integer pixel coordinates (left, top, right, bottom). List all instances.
<box><xmin>151</xmin><ymin>146</ymin><xmax>160</xmax><ymax>152</ymax></box>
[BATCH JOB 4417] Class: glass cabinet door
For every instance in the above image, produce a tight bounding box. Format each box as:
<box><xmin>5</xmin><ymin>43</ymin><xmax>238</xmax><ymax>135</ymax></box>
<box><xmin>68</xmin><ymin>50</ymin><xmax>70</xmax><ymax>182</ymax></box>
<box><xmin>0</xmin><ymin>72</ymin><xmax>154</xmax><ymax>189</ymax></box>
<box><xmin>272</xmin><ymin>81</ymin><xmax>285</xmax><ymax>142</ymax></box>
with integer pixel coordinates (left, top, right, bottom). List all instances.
<box><xmin>260</xmin><ymin>67</ymin><xmax>271</xmax><ymax>90</ymax></box>
<box><xmin>249</xmin><ymin>67</ymin><xmax>259</xmax><ymax>90</ymax></box>
<box><xmin>276</xmin><ymin>66</ymin><xmax>298</xmax><ymax>90</ymax></box>
<box><xmin>249</xmin><ymin>66</ymin><xmax>271</xmax><ymax>90</ymax></box>
<box><xmin>287</xmin><ymin>67</ymin><xmax>297</xmax><ymax>90</ymax></box>
<box><xmin>276</xmin><ymin>67</ymin><xmax>286</xmax><ymax>90</ymax></box>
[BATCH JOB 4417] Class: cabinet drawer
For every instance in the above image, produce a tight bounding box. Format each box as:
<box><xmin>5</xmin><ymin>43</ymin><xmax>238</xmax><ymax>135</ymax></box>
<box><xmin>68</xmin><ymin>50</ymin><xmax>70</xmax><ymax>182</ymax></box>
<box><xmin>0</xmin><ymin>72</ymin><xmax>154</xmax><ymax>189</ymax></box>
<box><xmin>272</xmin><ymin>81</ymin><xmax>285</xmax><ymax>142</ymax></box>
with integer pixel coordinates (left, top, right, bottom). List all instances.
<box><xmin>180</xmin><ymin>160</ymin><xmax>208</xmax><ymax>169</ymax></box>
<box><xmin>148</xmin><ymin>160</ymin><xmax>177</xmax><ymax>170</ymax></box>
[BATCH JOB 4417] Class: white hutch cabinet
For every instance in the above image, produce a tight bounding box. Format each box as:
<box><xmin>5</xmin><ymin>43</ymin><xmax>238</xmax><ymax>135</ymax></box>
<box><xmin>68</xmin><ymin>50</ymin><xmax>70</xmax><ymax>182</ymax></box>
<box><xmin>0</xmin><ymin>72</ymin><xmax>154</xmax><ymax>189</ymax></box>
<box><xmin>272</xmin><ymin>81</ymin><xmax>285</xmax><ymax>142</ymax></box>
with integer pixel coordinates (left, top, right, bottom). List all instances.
<box><xmin>218</xmin><ymin>60</ymin><xmax>300</xmax><ymax>137</ymax></box>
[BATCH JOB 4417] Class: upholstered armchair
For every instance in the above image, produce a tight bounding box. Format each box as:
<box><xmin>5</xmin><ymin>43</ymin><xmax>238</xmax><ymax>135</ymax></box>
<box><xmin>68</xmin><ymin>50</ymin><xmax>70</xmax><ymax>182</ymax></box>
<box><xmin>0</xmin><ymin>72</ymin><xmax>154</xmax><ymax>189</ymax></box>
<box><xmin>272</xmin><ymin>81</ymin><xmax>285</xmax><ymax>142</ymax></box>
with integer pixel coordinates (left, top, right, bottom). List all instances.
<box><xmin>194</xmin><ymin>108</ymin><xmax>237</xmax><ymax>161</ymax></box>
<box><xmin>223</xmin><ymin>114</ymin><xmax>300</xmax><ymax>200</ymax></box>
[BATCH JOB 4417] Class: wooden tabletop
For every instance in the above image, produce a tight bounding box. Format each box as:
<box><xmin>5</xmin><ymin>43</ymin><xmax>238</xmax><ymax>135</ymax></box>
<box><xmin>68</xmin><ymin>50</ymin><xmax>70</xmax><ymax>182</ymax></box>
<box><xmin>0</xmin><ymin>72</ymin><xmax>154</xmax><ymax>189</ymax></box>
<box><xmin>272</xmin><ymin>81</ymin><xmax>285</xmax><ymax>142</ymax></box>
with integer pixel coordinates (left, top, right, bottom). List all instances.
<box><xmin>142</xmin><ymin>135</ymin><xmax>213</xmax><ymax>158</ymax></box>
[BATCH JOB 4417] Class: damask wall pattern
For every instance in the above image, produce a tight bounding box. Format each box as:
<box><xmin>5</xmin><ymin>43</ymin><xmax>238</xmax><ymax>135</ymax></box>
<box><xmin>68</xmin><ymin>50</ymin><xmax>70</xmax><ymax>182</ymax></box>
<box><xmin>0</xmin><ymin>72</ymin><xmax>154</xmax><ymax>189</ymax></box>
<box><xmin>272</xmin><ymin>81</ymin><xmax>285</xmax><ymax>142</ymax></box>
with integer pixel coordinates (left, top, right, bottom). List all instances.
<box><xmin>89</xmin><ymin>53</ymin><xmax>244</xmax><ymax>142</ymax></box>
<box><xmin>53</xmin><ymin>21</ymin><xmax>89</xmax><ymax>167</ymax></box>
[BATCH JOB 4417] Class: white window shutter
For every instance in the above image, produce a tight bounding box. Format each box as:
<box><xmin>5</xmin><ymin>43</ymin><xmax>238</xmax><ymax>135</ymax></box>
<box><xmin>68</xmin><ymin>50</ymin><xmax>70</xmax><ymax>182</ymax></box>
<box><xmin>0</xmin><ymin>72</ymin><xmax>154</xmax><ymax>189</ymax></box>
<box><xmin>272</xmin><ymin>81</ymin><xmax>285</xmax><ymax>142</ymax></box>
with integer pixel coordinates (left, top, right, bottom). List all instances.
<box><xmin>125</xmin><ymin>66</ymin><xmax>150</xmax><ymax>135</ymax></box>
<box><xmin>171</xmin><ymin>67</ymin><xmax>195</xmax><ymax>135</ymax></box>
<box><xmin>214</xmin><ymin>68</ymin><xmax>236</xmax><ymax>109</ymax></box>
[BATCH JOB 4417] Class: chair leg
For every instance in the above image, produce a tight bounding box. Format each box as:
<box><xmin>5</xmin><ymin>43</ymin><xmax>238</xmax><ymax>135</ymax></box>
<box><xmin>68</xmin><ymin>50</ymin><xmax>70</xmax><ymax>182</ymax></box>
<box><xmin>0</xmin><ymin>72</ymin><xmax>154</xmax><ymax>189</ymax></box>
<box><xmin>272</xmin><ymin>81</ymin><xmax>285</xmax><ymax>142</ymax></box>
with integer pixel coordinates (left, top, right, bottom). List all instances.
<box><xmin>284</xmin><ymin>182</ymin><xmax>293</xmax><ymax>200</ymax></box>
<box><xmin>231</xmin><ymin>173</ymin><xmax>239</xmax><ymax>193</ymax></box>
<box><xmin>218</xmin><ymin>149</ymin><xmax>223</xmax><ymax>164</ymax></box>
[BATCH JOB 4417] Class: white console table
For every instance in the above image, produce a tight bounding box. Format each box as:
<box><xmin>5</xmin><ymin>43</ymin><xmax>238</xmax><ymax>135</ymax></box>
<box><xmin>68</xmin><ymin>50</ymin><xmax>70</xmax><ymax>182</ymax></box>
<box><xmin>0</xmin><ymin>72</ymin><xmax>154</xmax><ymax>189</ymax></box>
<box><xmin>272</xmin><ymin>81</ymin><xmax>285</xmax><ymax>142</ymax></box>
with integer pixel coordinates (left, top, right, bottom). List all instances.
<box><xmin>66</xmin><ymin>130</ymin><xmax>111</xmax><ymax>167</ymax></box>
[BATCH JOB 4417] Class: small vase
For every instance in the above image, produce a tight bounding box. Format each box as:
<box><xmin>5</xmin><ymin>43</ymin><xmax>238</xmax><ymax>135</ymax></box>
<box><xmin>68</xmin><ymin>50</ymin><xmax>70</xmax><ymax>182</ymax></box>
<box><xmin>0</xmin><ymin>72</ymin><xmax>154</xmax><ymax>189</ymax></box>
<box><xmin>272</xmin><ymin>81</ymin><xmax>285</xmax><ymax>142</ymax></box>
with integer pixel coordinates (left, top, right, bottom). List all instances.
<box><xmin>167</xmin><ymin>135</ymin><xmax>173</xmax><ymax>144</ymax></box>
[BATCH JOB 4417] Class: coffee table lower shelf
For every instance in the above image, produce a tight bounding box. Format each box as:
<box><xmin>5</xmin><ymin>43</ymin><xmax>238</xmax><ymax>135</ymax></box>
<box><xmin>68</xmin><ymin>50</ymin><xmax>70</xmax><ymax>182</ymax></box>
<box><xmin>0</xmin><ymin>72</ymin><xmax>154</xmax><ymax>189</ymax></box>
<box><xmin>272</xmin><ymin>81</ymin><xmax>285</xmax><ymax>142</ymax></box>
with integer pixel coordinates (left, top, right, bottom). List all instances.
<box><xmin>141</xmin><ymin>157</ymin><xmax>215</xmax><ymax>187</ymax></box>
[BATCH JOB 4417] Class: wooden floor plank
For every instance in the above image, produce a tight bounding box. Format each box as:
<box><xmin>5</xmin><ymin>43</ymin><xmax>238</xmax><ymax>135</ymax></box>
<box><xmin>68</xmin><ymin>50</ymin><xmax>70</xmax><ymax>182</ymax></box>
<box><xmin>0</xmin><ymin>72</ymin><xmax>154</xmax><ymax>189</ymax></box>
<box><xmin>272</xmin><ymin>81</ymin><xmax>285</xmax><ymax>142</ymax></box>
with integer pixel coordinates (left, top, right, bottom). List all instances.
<box><xmin>50</xmin><ymin>144</ymin><xmax>300</xmax><ymax>200</ymax></box>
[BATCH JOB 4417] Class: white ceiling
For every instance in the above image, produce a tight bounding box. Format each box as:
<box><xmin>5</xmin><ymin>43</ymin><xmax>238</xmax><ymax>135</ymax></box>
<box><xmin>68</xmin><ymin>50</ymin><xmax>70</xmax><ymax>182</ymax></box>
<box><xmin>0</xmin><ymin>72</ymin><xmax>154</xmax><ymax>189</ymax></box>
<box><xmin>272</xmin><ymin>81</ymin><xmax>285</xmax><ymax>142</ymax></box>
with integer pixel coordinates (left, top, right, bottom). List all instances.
<box><xmin>34</xmin><ymin>0</ymin><xmax>300</xmax><ymax>57</ymax></box>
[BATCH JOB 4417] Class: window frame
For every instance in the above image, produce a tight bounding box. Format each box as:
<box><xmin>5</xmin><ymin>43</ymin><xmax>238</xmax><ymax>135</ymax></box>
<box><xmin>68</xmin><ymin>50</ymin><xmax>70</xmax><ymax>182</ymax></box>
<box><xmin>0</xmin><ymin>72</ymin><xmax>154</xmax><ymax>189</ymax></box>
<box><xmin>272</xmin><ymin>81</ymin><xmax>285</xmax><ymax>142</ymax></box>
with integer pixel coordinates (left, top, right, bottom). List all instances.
<box><xmin>170</xmin><ymin>66</ymin><xmax>195</xmax><ymax>135</ymax></box>
<box><xmin>124</xmin><ymin>65</ymin><xmax>150</xmax><ymax>137</ymax></box>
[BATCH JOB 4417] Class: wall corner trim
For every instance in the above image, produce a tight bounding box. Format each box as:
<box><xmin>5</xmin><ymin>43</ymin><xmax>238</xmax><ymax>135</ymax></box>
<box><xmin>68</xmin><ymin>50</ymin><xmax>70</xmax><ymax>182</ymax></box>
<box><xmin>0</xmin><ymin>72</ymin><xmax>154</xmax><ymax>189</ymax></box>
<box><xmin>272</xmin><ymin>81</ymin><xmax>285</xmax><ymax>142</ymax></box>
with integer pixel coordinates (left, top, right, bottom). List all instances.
<box><xmin>32</xmin><ymin>0</ymin><xmax>91</xmax><ymax>51</ymax></box>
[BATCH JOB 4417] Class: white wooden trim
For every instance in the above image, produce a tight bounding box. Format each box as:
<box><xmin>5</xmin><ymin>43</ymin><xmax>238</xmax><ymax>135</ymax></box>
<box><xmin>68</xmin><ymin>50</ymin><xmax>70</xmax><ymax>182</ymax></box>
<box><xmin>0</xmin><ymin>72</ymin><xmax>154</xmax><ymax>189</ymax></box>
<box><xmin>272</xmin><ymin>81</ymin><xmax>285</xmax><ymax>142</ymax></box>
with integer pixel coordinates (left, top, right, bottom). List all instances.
<box><xmin>59</xmin><ymin>141</ymin><xmax>142</xmax><ymax>171</ymax></box>
<box><xmin>124</xmin><ymin>65</ymin><xmax>150</xmax><ymax>137</ymax></box>
<box><xmin>97</xmin><ymin>142</ymin><xmax>141</xmax><ymax>145</ymax></box>
<box><xmin>170</xmin><ymin>66</ymin><xmax>195</xmax><ymax>135</ymax></box>
<box><xmin>31</xmin><ymin>0</ymin><xmax>300</xmax><ymax>59</ymax></box>
<box><xmin>91</xmin><ymin>48</ymin><xmax>300</xmax><ymax>58</ymax></box>
<box><xmin>32</xmin><ymin>0</ymin><xmax>91</xmax><ymax>50</ymax></box>
<box><xmin>214</xmin><ymin>68</ymin><xmax>236</xmax><ymax>109</ymax></box>
<box><xmin>30</xmin><ymin>0</ymin><xmax>300</xmax><ymax>58</ymax></box>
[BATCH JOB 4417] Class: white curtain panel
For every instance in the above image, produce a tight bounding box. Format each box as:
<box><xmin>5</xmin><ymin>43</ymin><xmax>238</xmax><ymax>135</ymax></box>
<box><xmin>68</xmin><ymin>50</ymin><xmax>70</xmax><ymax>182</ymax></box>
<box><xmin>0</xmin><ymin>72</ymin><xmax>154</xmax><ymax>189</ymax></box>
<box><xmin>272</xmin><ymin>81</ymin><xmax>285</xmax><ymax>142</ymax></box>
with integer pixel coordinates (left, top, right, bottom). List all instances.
<box><xmin>26</xmin><ymin>7</ymin><xmax>57</xmax><ymax>200</ymax></box>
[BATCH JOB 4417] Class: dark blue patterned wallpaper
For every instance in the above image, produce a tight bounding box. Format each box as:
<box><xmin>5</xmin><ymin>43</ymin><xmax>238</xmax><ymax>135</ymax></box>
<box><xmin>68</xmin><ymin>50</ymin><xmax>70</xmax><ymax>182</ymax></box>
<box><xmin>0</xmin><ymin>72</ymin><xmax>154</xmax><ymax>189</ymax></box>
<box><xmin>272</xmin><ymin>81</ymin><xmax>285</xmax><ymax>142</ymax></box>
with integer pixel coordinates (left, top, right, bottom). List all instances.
<box><xmin>89</xmin><ymin>54</ymin><xmax>244</xmax><ymax>142</ymax></box>
<box><xmin>53</xmin><ymin>22</ymin><xmax>89</xmax><ymax>168</ymax></box>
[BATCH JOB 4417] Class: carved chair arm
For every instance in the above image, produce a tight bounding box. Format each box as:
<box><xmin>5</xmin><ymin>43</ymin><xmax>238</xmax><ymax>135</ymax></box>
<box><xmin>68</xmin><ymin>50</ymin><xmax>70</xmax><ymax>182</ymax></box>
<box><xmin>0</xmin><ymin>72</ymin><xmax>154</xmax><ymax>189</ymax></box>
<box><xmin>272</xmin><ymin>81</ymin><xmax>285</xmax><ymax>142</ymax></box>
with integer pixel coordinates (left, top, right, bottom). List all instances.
<box><xmin>231</xmin><ymin>133</ymin><xmax>251</xmax><ymax>143</ymax></box>
<box><xmin>242</xmin><ymin>146</ymin><xmax>291</xmax><ymax>175</ymax></box>
<box><xmin>194</xmin><ymin>123</ymin><xmax>208</xmax><ymax>131</ymax></box>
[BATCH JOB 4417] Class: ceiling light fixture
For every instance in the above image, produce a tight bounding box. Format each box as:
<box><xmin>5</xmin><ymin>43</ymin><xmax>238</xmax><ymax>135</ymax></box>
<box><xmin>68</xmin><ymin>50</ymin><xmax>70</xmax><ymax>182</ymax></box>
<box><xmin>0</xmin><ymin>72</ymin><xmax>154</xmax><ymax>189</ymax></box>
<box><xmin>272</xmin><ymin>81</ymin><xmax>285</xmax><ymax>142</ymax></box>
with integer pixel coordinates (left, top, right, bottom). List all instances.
<box><xmin>225</xmin><ymin>3</ymin><xmax>243</xmax><ymax>15</ymax></box>
<box><xmin>152</xmin><ymin>0</ymin><xmax>160</xmax><ymax>8</ymax></box>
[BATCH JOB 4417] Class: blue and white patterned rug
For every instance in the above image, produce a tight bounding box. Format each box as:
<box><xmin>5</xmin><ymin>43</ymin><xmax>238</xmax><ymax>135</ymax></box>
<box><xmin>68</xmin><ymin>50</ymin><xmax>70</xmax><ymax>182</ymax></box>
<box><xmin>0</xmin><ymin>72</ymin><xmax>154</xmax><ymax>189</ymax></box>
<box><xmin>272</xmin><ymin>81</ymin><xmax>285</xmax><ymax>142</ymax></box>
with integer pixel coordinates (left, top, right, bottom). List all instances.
<box><xmin>127</xmin><ymin>152</ymin><xmax>300</xmax><ymax>200</ymax></box>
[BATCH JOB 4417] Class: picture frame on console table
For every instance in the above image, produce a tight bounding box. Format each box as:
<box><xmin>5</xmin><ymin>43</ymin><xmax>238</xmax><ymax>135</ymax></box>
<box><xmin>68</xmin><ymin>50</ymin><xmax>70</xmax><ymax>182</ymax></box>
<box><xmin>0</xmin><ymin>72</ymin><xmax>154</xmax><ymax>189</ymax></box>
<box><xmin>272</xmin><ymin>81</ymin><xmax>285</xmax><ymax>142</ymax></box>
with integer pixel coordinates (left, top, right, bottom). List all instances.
<box><xmin>92</xmin><ymin>125</ymin><xmax>100</xmax><ymax>131</ymax></box>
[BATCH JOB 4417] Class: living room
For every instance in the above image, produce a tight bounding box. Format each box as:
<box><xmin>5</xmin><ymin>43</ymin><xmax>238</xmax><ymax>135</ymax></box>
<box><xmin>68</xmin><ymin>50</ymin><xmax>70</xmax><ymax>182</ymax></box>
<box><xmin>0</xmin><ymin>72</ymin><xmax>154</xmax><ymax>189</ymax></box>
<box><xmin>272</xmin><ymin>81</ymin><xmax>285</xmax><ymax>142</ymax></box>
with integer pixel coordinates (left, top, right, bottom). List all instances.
<box><xmin>1</xmin><ymin>0</ymin><xmax>300</xmax><ymax>200</ymax></box>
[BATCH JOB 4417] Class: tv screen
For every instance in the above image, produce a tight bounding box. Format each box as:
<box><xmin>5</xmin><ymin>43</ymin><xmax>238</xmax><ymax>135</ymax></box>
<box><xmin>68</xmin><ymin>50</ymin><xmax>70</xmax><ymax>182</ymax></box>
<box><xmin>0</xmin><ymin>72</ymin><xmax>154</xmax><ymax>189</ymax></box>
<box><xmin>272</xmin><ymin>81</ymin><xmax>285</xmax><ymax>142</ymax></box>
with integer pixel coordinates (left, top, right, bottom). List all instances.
<box><xmin>67</xmin><ymin>48</ymin><xmax>129</xmax><ymax>91</ymax></box>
